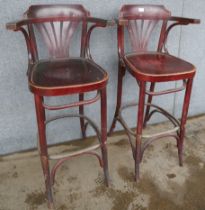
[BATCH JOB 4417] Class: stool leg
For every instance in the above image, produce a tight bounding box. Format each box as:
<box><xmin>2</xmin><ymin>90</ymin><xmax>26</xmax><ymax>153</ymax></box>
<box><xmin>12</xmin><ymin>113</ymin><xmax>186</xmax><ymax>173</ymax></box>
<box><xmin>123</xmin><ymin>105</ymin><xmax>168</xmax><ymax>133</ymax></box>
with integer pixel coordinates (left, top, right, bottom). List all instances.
<box><xmin>34</xmin><ymin>95</ymin><xmax>54</xmax><ymax>209</ymax></box>
<box><xmin>101</xmin><ymin>87</ymin><xmax>109</xmax><ymax>186</ymax></box>
<box><xmin>79</xmin><ymin>93</ymin><xmax>86</xmax><ymax>138</ymax></box>
<box><xmin>178</xmin><ymin>78</ymin><xmax>193</xmax><ymax>166</ymax></box>
<box><xmin>109</xmin><ymin>61</ymin><xmax>126</xmax><ymax>135</ymax></box>
<box><xmin>143</xmin><ymin>82</ymin><xmax>155</xmax><ymax>128</ymax></box>
<box><xmin>135</xmin><ymin>81</ymin><xmax>146</xmax><ymax>182</ymax></box>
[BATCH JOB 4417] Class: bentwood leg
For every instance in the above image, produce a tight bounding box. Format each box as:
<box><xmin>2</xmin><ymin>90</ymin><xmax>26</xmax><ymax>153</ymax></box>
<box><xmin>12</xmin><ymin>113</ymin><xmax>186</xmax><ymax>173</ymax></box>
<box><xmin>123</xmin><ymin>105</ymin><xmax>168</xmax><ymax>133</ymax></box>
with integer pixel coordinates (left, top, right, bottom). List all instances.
<box><xmin>143</xmin><ymin>82</ymin><xmax>155</xmax><ymax>128</ymax></box>
<box><xmin>79</xmin><ymin>93</ymin><xmax>86</xmax><ymax>138</ymax></box>
<box><xmin>101</xmin><ymin>87</ymin><xmax>109</xmax><ymax>186</ymax></box>
<box><xmin>109</xmin><ymin>60</ymin><xmax>126</xmax><ymax>135</ymax></box>
<box><xmin>135</xmin><ymin>81</ymin><xmax>146</xmax><ymax>182</ymax></box>
<box><xmin>34</xmin><ymin>95</ymin><xmax>54</xmax><ymax>209</ymax></box>
<box><xmin>178</xmin><ymin>78</ymin><xmax>193</xmax><ymax>166</ymax></box>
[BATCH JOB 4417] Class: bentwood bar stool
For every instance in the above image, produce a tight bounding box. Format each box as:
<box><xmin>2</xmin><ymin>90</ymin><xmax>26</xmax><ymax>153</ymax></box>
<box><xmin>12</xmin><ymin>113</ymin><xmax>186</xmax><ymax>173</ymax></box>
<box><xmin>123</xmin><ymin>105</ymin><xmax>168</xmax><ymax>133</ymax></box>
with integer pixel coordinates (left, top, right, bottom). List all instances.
<box><xmin>7</xmin><ymin>4</ymin><xmax>110</xmax><ymax>208</ymax></box>
<box><xmin>109</xmin><ymin>5</ymin><xmax>200</xmax><ymax>181</ymax></box>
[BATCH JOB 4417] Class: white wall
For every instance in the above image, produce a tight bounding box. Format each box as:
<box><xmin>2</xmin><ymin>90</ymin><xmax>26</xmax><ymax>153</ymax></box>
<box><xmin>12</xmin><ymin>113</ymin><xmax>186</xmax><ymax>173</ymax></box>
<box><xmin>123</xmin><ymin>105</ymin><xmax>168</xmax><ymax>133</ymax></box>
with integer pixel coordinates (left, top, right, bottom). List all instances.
<box><xmin>0</xmin><ymin>0</ymin><xmax>203</xmax><ymax>154</ymax></box>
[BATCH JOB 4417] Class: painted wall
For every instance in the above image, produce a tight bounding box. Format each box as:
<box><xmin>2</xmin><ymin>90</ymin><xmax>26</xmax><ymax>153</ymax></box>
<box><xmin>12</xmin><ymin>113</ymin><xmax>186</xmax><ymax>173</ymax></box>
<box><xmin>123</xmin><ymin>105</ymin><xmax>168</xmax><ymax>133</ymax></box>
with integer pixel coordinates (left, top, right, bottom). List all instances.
<box><xmin>0</xmin><ymin>0</ymin><xmax>204</xmax><ymax>154</ymax></box>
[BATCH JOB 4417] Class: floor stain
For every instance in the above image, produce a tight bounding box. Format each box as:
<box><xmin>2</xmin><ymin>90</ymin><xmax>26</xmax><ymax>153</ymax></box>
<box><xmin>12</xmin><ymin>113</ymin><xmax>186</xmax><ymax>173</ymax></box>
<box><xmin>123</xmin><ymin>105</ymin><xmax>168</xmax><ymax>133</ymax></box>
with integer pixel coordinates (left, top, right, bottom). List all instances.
<box><xmin>64</xmin><ymin>191</ymin><xmax>81</xmax><ymax>210</ymax></box>
<box><xmin>146</xmin><ymin>144</ymin><xmax>154</xmax><ymax>152</ymax></box>
<box><xmin>67</xmin><ymin>192</ymin><xmax>80</xmax><ymax>204</ymax></box>
<box><xmin>138</xmin><ymin>158</ymin><xmax>205</xmax><ymax>210</ymax></box>
<box><xmin>12</xmin><ymin>172</ymin><xmax>18</xmax><ymax>178</ymax></box>
<box><xmin>138</xmin><ymin>176</ymin><xmax>179</xmax><ymax>210</ymax></box>
<box><xmin>1</xmin><ymin>115</ymin><xmax>205</xmax><ymax>210</ymax></box>
<box><xmin>185</xmin><ymin>155</ymin><xmax>202</xmax><ymax>166</ymax></box>
<box><xmin>167</xmin><ymin>173</ymin><xmax>176</xmax><ymax>179</ymax></box>
<box><xmin>112</xmin><ymin>139</ymin><xmax>129</xmax><ymax>147</ymax></box>
<box><xmin>25</xmin><ymin>191</ymin><xmax>45</xmax><ymax>207</ymax></box>
<box><xmin>0</xmin><ymin>172</ymin><xmax>10</xmax><ymax>184</ymax></box>
<box><xmin>67</xmin><ymin>176</ymin><xmax>77</xmax><ymax>183</ymax></box>
<box><xmin>110</xmin><ymin>189</ymin><xmax>135</xmax><ymax>210</ymax></box>
<box><xmin>61</xmin><ymin>137</ymin><xmax>96</xmax><ymax>153</ymax></box>
<box><xmin>95</xmin><ymin>172</ymin><xmax>105</xmax><ymax>185</ymax></box>
<box><xmin>91</xmin><ymin>185</ymin><xmax>136</xmax><ymax>210</ymax></box>
<box><xmin>57</xmin><ymin>204</ymin><xmax>68</xmax><ymax>210</ymax></box>
<box><xmin>118</xmin><ymin>166</ymin><xmax>134</xmax><ymax>182</ymax></box>
<box><xmin>91</xmin><ymin>185</ymin><xmax>107</xmax><ymax>197</ymax></box>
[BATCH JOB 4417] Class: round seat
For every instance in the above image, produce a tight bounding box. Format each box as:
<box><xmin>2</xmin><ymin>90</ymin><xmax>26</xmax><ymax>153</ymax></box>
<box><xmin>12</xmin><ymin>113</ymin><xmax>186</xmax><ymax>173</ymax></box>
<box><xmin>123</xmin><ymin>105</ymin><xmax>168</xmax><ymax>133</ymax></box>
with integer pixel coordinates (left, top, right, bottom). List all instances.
<box><xmin>29</xmin><ymin>58</ymin><xmax>108</xmax><ymax>96</ymax></box>
<box><xmin>124</xmin><ymin>52</ymin><xmax>196</xmax><ymax>82</ymax></box>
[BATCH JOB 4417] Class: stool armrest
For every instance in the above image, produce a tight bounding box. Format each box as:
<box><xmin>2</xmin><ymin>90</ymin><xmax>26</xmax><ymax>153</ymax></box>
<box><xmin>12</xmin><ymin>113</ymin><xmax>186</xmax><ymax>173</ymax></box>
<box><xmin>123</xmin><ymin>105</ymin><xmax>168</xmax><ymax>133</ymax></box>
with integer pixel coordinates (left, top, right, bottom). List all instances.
<box><xmin>6</xmin><ymin>16</ymin><xmax>113</xmax><ymax>64</ymax></box>
<box><xmin>6</xmin><ymin>16</ymin><xmax>110</xmax><ymax>31</ymax></box>
<box><xmin>168</xmin><ymin>16</ymin><xmax>200</xmax><ymax>25</ymax></box>
<box><xmin>84</xmin><ymin>18</ymin><xmax>115</xmax><ymax>59</ymax></box>
<box><xmin>163</xmin><ymin>16</ymin><xmax>200</xmax><ymax>53</ymax></box>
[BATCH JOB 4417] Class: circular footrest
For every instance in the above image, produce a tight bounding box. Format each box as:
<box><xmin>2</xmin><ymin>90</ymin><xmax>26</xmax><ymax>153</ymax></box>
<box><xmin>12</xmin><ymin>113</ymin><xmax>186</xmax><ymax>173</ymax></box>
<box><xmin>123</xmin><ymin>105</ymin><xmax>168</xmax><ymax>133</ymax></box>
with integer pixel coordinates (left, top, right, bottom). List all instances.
<box><xmin>117</xmin><ymin>102</ymin><xmax>180</xmax><ymax>160</ymax></box>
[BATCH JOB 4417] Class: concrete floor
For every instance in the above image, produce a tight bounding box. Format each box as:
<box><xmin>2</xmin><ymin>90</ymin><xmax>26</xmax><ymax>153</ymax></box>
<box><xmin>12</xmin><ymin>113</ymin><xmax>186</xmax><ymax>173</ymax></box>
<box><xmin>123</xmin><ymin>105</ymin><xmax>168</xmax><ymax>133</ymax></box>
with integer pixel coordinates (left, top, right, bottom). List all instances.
<box><xmin>0</xmin><ymin>115</ymin><xmax>205</xmax><ymax>210</ymax></box>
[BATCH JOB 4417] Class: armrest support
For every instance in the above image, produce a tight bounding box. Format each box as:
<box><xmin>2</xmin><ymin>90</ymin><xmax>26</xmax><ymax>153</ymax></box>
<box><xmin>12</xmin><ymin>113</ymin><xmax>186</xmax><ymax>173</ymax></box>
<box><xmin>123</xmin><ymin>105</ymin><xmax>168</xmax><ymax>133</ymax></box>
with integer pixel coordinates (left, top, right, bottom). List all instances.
<box><xmin>163</xmin><ymin>16</ymin><xmax>200</xmax><ymax>53</ymax></box>
<box><xmin>6</xmin><ymin>20</ymin><xmax>35</xmax><ymax>67</ymax></box>
<box><xmin>84</xmin><ymin>18</ymin><xmax>115</xmax><ymax>59</ymax></box>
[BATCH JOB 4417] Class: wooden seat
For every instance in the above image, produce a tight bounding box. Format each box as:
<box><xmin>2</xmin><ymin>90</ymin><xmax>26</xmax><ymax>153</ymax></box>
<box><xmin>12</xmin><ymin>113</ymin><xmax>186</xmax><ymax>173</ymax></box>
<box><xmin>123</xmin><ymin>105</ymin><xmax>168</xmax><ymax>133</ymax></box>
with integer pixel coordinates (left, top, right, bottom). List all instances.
<box><xmin>29</xmin><ymin>58</ymin><xmax>108</xmax><ymax>95</ymax></box>
<box><xmin>6</xmin><ymin>4</ymin><xmax>110</xmax><ymax>209</ymax></box>
<box><xmin>109</xmin><ymin>4</ymin><xmax>200</xmax><ymax>183</ymax></box>
<box><xmin>124</xmin><ymin>52</ymin><xmax>195</xmax><ymax>82</ymax></box>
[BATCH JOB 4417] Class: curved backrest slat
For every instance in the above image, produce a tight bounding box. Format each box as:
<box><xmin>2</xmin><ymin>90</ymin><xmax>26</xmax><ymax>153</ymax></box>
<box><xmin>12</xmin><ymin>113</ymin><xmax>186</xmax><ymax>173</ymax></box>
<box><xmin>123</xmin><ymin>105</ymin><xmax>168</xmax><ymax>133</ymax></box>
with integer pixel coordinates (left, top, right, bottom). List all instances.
<box><xmin>119</xmin><ymin>5</ymin><xmax>171</xmax><ymax>53</ymax></box>
<box><xmin>24</xmin><ymin>5</ymin><xmax>90</xmax><ymax>60</ymax></box>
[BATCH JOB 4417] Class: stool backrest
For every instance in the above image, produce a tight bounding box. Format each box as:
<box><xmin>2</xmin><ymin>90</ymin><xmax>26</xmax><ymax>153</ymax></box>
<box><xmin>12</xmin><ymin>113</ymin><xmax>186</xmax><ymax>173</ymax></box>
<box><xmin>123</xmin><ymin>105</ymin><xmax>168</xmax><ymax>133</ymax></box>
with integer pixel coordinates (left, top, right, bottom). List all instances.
<box><xmin>24</xmin><ymin>5</ymin><xmax>90</xmax><ymax>61</ymax></box>
<box><xmin>119</xmin><ymin>5</ymin><xmax>171</xmax><ymax>54</ymax></box>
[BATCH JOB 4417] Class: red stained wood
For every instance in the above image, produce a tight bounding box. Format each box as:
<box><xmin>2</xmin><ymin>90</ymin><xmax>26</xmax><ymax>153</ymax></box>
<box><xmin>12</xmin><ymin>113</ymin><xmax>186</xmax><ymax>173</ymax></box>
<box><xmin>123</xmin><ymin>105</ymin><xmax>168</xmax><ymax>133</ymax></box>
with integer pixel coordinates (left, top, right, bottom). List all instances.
<box><xmin>29</xmin><ymin>58</ymin><xmax>108</xmax><ymax>96</ymax></box>
<box><xmin>6</xmin><ymin>4</ymin><xmax>109</xmax><ymax>96</ymax></box>
<box><xmin>109</xmin><ymin>4</ymin><xmax>200</xmax><ymax>183</ymax></box>
<box><xmin>6</xmin><ymin>4</ymin><xmax>110</xmax><ymax>208</ymax></box>
<box><xmin>124</xmin><ymin>52</ymin><xmax>195</xmax><ymax>82</ymax></box>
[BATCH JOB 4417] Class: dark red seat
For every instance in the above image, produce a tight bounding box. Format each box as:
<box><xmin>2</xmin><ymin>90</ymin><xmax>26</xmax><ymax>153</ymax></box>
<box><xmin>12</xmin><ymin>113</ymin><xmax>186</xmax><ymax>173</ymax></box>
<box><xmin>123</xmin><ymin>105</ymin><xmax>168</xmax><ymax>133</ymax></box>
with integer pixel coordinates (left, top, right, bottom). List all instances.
<box><xmin>124</xmin><ymin>52</ymin><xmax>195</xmax><ymax>82</ymax></box>
<box><xmin>29</xmin><ymin>58</ymin><xmax>108</xmax><ymax>95</ymax></box>
<box><xmin>7</xmin><ymin>4</ymin><xmax>110</xmax><ymax>208</ymax></box>
<box><xmin>109</xmin><ymin>5</ymin><xmax>200</xmax><ymax>182</ymax></box>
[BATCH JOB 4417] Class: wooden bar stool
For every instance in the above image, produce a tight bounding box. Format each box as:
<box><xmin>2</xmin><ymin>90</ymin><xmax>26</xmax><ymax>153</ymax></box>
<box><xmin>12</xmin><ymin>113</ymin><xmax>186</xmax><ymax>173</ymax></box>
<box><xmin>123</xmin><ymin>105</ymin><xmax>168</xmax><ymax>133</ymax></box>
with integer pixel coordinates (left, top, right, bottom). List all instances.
<box><xmin>6</xmin><ymin>4</ymin><xmax>111</xmax><ymax>208</ymax></box>
<box><xmin>109</xmin><ymin>5</ymin><xmax>200</xmax><ymax>182</ymax></box>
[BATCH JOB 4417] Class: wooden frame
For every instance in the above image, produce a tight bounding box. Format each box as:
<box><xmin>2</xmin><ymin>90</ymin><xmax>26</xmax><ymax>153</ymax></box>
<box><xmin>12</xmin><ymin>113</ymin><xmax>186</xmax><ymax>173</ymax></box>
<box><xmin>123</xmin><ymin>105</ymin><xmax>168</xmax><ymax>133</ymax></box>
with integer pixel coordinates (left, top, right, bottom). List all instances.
<box><xmin>6</xmin><ymin>4</ymin><xmax>111</xmax><ymax>208</ymax></box>
<box><xmin>109</xmin><ymin>4</ymin><xmax>200</xmax><ymax>182</ymax></box>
